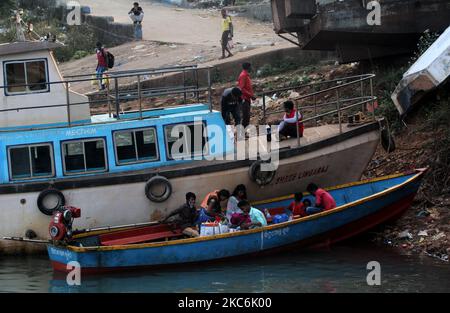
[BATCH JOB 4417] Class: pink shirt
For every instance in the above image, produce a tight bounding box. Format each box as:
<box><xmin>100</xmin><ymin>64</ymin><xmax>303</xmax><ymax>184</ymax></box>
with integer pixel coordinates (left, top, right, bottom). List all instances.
<box><xmin>315</xmin><ymin>188</ymin><xmax>336</xmax><ymax>211</ymax></box>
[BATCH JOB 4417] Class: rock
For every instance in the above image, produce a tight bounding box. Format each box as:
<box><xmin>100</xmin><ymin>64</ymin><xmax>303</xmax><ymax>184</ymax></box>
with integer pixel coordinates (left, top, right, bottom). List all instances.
<box><xmin>398</xmin><ymin>230</ymin><xmax>413</xmax><ymax>240</ymax></box>
<box><xmin>289</xmin><ymin>91</ymin><xmax>300</xmax><ymax>99</ymax></box>
<box><xmin>132</xmin><ymin>44</ymin><xmax>146</xmax><ymax>50</ymax></box>
<box><xmin>252</xmin><ymin>97</ymin><xmax>268</xmax><ymax>108</ymax></box>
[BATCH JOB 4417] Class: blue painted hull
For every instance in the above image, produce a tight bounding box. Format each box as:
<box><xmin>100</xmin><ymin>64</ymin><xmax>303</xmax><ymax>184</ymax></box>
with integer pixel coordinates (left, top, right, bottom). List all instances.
<box><xmin>47</xmin><ymin>170</ymin><xmax>425</xmax><ymax>273</ymax></box>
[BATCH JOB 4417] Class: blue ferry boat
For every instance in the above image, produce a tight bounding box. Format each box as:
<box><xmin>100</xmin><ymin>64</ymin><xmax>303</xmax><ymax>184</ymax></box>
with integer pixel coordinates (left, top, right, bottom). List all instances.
<box><xmin>0</xmin><ymin>40</ymin><xmax>383</xmax><ymax>254</ymax></box>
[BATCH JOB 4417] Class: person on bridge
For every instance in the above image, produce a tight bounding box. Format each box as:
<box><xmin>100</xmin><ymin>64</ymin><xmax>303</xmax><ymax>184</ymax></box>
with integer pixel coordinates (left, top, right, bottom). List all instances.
<box><xmin>129</xmin><ymin>2</ymin><xmax>144</xmax><ymax>40</ymax></box>
<box><xmin>220</xmin><ymin>9</ymin><xmax>233</xmax><ymax>59</ymax></box>
<box><xmin>237</xmin><ymin>62</ymin><xmax>256</xmax><ymax>128</ymax></box>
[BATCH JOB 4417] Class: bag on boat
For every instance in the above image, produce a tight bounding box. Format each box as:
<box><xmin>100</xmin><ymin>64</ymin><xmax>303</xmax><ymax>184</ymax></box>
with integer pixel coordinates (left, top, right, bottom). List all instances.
<box><xmin>272</xmin><ymin>214</ymin><xmax>289</xmax><ymax>224</ymax></box>
<box><xmin>200</xmin><ymin>222</ymin><xmax>229</xmax><ymax>236</ymax></box>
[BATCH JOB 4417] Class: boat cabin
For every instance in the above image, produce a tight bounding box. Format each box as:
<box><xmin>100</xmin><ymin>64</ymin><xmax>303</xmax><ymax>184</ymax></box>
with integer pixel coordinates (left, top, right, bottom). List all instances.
<box><xmin>0</xmin><ymin>41</ymin><xmax>233</xmax><ymax>185</ymax></box>
<box><xmin>0</xmin><ymin>41</ymin><xmax>90</xmax><ymax>128</ymax></box>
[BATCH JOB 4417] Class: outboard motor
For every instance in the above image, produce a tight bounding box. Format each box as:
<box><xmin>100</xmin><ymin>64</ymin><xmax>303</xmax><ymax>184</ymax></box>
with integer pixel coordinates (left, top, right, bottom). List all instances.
<box><xmin>49</xmin><ymin>206</ymin><xmax>81</xmax><ymax>242</ymax></box>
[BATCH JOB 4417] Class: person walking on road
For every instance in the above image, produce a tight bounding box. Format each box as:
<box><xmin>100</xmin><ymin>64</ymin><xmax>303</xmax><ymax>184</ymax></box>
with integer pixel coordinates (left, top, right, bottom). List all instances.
<box><xmin>237</xmin><ymin>62</ymin><xmax>255</xmax><ymax>128</ymax></box>
<box><xmin>95</xmin><ymin>41</ymin><xmax>108</xmax><ymax>90</ymax></box>
<box><xmin>220</xmin><ymin>8</ymin><xmax>233</xmax><ymax>59</ymax></box>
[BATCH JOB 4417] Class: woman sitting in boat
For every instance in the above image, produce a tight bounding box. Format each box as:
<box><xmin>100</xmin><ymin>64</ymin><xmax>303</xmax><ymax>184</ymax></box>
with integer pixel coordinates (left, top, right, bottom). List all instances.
<box><xmin>230</xmin><ymin>200</ymin><xmax>267</xmax><ymax>230</ymax></box>
<box><xmin>226</xmin><ymin>184</ymin><xmax>247</xmax><ymax>221</ymax></box>
<box><xmin>200</xmin><ymin>189</ymin><xmax>231</xmax><ymax>214</ymax></box>
<box><xmin>277</xmin><ymin>100</ymin><xmax>304</xmax><ymax>140</ymax></box>
<box><xmin>305</xmin><ymin>183</ymin><xmax>337</xmax><ymax>215</ymax></box>
<box><xmin>160</xmin><ymin>192</ymin><xmax>200</xmax><ymax>237</ymax></box>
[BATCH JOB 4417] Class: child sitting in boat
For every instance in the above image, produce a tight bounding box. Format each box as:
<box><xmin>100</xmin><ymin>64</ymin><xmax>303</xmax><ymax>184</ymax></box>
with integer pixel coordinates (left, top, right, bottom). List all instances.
<box><xmin>196</xmin><ymin>196</ymin><xmax>218</xmax><ymax>229</ymax></box>
<box><xmin>286</xmin><ymin>192</ymin><xmax>307</xmax><ymax>217</ymax></box>
<box><xmin>230</xmin><ymin>200</ymin><xmax>267</xmax><ymax>230</ymax></box>
<box><xmin>161</xmin><ymin>192</ymin><xmax>200</xmax><ymax>237</ymax></box>
<box><xmin>305</xmin><ymin>183</ymin><xmax>337</xmax><ymax>215</ymax></box>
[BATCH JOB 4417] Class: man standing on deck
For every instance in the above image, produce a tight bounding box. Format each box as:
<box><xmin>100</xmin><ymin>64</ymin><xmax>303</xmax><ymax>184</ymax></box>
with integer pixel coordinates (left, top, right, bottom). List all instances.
<box><xmin>128</xmin><ymin>2</ymin><xmax>144</xmax><ymax>40</ymax></box>
<box><xmin>237</xmin><ymin>62</ymin><xmax>256</xmax><ymax>128</ymax></box>
<box><xmin>220</xmin><ymin>8</ymin><xmax>233</xmax><ymax>59</ymax></box>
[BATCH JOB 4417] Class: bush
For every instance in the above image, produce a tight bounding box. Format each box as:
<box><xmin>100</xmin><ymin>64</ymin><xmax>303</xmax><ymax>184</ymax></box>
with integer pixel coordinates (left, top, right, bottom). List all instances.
<box><xmin>374</xmin><ymin>66</ymin><xmax>406</xmax><ymax>131</ymax></box>
<box><xmin>256</xmin><ymin>57</ymin><xmax>300</xmax><ymax>78</ymax></box>
<box><xmin>409</xmin><ymin>30</ymin><xmax>440</xmax><ymax>65</ymax></box>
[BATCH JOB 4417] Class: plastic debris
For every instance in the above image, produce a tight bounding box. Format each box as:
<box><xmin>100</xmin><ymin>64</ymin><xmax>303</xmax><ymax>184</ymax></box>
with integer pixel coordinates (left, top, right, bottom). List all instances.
<box><xmin>417</xmin><ymin>210</ymin><xmax>430</xmax><ymax>217</ymax></box>
<box><xmin>418</xmin><ymin>230</ymin><xmax>428</xmax><ymax>237</ymax></box>
<box><xmin>398</xmin><ymin>230</ymin><xmax>413</xmax><ymax>240</ymax></box>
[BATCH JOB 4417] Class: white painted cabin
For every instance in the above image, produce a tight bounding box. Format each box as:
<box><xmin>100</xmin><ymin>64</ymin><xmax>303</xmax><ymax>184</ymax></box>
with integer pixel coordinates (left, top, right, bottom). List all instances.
<box><xmin>0</xmin><ymin>41</ymin><xmax>90</xmax><ymax>128</ymax></box>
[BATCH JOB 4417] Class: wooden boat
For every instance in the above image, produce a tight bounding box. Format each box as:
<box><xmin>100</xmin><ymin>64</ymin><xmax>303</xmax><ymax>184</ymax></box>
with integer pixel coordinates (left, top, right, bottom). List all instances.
<box><xmin>46</xmin><ymin>169</ymin><xmax>426</xmax><ymax>273</ymax></box>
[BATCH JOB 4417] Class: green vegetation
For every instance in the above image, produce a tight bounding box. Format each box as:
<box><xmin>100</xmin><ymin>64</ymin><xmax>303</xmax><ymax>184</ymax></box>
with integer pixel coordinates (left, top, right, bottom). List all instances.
<box><xmin>0</xmin><ymin>6</ymin><xmax>96</xmax><ymax>63</ymax></box>
<box><xmin>0</xmin><ymin>0</ymin><xmax>16</xmax><ymax>16</ymax></box>
<box><xmin>374</xmin><ymin>66</ymin><xmax>406</xmax><ymax>132</ymax></box>
<box><xmin>256</xmin><ymin>57</ymin><xmax>300</xmax><ymax>78</ymax></box>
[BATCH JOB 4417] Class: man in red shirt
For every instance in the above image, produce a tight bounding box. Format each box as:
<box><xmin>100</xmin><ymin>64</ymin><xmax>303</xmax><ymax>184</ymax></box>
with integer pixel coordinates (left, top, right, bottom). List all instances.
<box><xmin>306</xmin><ymin>183</ymin><xmax>336</xmax><ymax>215</ymax></box>
<box><xmin>237</xmin><ymin>62</ymin><xmax>255</xmax><ymax>128</ymax></box>
<box><xmin>277</xmin><ymin>100</ymin><xmax>304</xmax><ymax>140</ymax></box>
<box><xmin>95</xmin><ymin>41</ymin><xmax>108</xmax><ymax>90</ymax></box>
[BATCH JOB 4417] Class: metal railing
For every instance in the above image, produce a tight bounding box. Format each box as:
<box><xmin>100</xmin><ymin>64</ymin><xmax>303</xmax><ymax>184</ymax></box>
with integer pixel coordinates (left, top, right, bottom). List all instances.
<box><xmin>258</xmin><ymin>73</ymin><xmax>377</xmax><ymax>147</ymax></box>
<box><xmin>0</xmin><ymin>65</ymin><xmax>214</xmax><ymax>132</ymax></box>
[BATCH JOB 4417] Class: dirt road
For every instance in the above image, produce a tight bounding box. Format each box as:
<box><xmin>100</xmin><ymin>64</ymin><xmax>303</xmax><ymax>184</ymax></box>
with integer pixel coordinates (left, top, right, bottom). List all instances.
<box><xmin>78</xmin><ymin>0</ymin><xmax>282</xmax><ymax>46</ymax></box>
<box><xmin>62</xmin><ymin>0</ymin><xmax>292</xmax><ymax>92</ymax></box>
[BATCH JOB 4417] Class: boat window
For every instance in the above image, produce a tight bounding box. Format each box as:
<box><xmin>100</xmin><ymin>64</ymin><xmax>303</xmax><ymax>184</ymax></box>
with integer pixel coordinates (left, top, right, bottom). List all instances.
<box><xmin>62</xmin><ymin>139</ymin><xmax>107</xmax><ymax>174</ymax></box>
<box><xmin>4</xmin><ymin>60</ymin><xmax>49</xmax><ymax>94</ymax></box>
<box><xmin>114</xmin><ymin>128</ymin><xmax>158</xmax><ymax>165</ymax></box>
<box><xmin>8</xmin><ymin>144</ymin><xmax>54</xmax><ymax>180</ymax></box>
<box><xmin>164</xmin><ymin>122</ymin><xmax>208</xmax><ymax>160</ymax></box>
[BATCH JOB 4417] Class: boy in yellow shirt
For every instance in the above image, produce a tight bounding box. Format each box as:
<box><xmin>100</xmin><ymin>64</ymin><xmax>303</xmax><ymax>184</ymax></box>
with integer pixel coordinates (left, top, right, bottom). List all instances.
<box><xmin>220</xmin><ymin>9</ymin><xmax>233</xmax><ymax>59</ymax></box>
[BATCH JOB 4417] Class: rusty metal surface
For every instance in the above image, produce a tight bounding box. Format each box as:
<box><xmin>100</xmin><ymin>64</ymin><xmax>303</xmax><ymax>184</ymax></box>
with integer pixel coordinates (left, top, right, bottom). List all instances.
<box><xmin>271</xmin><ymin>0</ymin><xmax>450</xmax><ymax>62</ymax></box>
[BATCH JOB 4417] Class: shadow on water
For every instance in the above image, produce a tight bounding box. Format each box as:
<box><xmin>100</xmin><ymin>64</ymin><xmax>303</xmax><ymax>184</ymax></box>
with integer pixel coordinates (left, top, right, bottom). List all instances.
<box><xmin>1</xmin><ymin>239</ymin><xmax>449</xmax><ymax>293</ymax></box>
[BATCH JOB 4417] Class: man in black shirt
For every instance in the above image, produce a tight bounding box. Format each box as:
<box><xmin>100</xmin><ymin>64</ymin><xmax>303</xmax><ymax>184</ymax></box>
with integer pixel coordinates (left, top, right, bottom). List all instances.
<box><xmin>221</xmin><ymin>87</ymin><xmax>242</xmax><ymax>125</ymax></box>
<box><xmin>161</xmin><ymin>192</ymin><xmax>199</xmax><ymax>237</ymax></box>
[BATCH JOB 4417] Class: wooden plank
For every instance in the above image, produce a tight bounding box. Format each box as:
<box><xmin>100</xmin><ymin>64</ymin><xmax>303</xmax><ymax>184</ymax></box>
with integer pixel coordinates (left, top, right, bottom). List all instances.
<box><xmin>101</xmin><ymin>230</ymin><xmax>182</xmax><ymax>246</ymax></box>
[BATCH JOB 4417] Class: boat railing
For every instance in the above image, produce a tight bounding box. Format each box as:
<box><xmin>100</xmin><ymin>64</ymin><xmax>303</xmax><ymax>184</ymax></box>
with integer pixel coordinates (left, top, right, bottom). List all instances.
<box><xmin>0</xmin><ymin>64</ymin><xmax>214</xmax><ymax>131</ymax></box>
<box><xmin>258</xmin><ymin>73</ymin><xmax>377</xmax><ymax>147</ymax></box>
